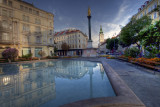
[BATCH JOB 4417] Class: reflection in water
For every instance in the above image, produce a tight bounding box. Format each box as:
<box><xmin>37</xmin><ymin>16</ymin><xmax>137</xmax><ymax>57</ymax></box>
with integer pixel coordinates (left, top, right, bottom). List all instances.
<box><xmin>0</xmin><ymin>60</ymin><xmax>114</xmax><ymax>107</ymax></box>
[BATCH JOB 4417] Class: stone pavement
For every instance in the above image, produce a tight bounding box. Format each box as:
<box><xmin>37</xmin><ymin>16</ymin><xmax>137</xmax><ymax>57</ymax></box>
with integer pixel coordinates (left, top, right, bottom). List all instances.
<box><xmin>105</xmin><ymin>58</ymin><xmax>160</xmax><ymax>107</ymax></box>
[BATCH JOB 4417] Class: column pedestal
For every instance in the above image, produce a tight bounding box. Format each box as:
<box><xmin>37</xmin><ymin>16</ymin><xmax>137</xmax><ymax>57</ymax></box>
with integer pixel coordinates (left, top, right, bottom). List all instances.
<box><xmin>83</xmin><ymin>41</ymin><xmax>97</xmax><ymax>57</ymax></box>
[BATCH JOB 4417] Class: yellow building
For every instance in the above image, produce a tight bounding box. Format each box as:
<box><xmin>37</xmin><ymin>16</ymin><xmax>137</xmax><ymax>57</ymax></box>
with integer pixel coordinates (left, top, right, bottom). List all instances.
<box><xmin>54</xmin><ymin>29</ymin><xmax>88</xmax><ymax>56</ymax></box>
<box><xmin>135</xmin><ymin>0</ymin><xmax>160</xmax><ymax>22</ymax></box>
<box><xmin>0</xmin><ymin>0</ymin><xmax>54</xmax><ymax>58</ymax></box>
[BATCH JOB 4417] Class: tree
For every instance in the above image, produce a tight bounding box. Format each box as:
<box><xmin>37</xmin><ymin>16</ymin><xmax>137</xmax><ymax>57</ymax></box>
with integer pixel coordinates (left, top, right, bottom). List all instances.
<box><xmin>119</xmin><ymin>16</ymin><xmax>152</xmax><ymax>48</ymax></box>
<box><xmin>61</xmin><ymin>43</ymin><xmax>70</xmax><ymax>56</ymax></box>
<box><xmin>139</xmin><ymin>20</ymin><xmax>160</xmax><ymax>57</ymax></box>
<box><xmin>2</xmin><ymin>48</ymin><xmax>18</xmax><ymax>62</ymax></box>
<box><xmin>106</xmin><ymin>38</ymin><xmax>119</xmax><ymax>52</ymax></box>
<box><xmin>61</xmin><ymin>43</ymin><xmax>70</xmax><ymax>51</ymax></box>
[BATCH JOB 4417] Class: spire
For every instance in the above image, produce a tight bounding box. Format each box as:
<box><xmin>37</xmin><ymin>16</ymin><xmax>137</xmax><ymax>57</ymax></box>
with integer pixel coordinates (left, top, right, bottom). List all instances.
<box><xmin>100</xmin><ymin>25</ymin><xmax>103</xmax><ymax>34</ymax></box>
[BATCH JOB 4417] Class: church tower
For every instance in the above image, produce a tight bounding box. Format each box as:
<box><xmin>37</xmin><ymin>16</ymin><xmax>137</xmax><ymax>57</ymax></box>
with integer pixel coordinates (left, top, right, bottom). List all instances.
<box><xmin>99</xmin><ymin>25</ymin><xmax>104</xmax><ymax>44</ymax></box>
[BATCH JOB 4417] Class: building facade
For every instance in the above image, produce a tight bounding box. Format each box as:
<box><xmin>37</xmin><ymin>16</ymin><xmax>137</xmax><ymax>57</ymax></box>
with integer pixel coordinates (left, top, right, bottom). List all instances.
<box><xmin>135</xmin><ymin>0</ymin><xmax>160</xmax><ymax>22</ymax></box>
<box><xmin>54</xmin><ymin>29</ymin><xmax>88</xmax><ymax>56</ymax></box>
<box><xmin>0</xmin><ymin>0</ymin><xmax>54</xmax><ymax>58</ymax></box>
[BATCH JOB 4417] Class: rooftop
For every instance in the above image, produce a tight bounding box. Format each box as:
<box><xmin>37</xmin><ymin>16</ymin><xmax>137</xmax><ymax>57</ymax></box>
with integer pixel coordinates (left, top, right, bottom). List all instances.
<box><xmin>54</xmin><ymin>29</ymin><xmax>87</xmax><ymax>37</ymax></box>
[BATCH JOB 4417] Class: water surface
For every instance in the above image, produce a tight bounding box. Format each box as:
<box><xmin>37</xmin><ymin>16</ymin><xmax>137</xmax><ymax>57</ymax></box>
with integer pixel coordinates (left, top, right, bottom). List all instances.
<box><xmin>0</xmin><ymin>60</ymin><xmax>115</xmax><ymax>107</ymax></box>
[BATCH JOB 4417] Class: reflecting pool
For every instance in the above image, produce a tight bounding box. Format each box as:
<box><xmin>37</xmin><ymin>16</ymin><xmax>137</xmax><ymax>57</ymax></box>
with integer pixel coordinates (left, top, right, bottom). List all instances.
<box><xmin>0</xmin><ymin>60</ymin><xmax>115</xmax><ymax>107</ymax></box>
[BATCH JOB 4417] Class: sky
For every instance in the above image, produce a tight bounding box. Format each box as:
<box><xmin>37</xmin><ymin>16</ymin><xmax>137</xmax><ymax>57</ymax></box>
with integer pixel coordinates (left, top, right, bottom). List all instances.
<box><xmin>24</xmin><ymin>0</ymin><xmax>146</xmax><ymax>47</ymax></box>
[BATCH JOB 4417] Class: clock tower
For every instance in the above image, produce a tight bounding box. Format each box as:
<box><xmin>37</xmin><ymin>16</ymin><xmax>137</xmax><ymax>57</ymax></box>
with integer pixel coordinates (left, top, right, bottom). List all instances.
<box><xmin>99</xmin><ymin>25</ymin><xmax>104</xmax><ymax>44</ymax></box>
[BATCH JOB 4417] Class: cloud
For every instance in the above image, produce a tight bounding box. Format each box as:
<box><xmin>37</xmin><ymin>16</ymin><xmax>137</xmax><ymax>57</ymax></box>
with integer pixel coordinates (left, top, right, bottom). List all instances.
<box><xmin>103</xmin><ymin>0</ymin><xmax>132</xmax><ymax>39</ymax></box>
<box><xmin>91</xmin><ymin>0</ymin><xmax>133</xmax><ymax>48</ymax></box>
<box><xmin>114</xmin><ymin>0</ymin><xmax>129</xmax><ymax>23</ymax></box>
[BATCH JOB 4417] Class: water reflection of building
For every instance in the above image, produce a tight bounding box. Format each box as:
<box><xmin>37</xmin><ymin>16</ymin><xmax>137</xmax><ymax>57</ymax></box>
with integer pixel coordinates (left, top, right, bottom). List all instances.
<box><xmin>54</xmin><ymin>60</ymin><xmax>89</xmax><ymax>79</ymax></box>
<box><xmin>0</xmin><ymin>60</ymin><xmax>101</xmax><ymax>107</ymax></box>
<box><xmin>0</xmin><ymin>62</ymin><xmax>56</xmax><ymax>107</ymax></box>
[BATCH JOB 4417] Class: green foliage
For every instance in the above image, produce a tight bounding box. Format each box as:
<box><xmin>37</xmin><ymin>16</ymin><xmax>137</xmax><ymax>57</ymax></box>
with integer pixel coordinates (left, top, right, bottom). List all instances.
<box><xmin>124</xmin><ymin>47</ymin><xmax>140</xmax><ymax>58</ymax></box>
<box><xmin>139</xmin><ymin>20</ymin><xmax>160</xmax><ymax>56</ymax></box>
<box><xmin>124</xmin><ymin>48</ymin><xmax>130</xmax><ymax>57</ymax></box>
<box><xmin>22</xmin><ymin>53</ymin><xmax>32</xmax><ymax>59</ymax></box>
<box><xmin>106</xmin><ymin>38</ymin><xmax>119</xmax><ymax>51</ymax></box>
<box><xmin>119</xmin><ymin>16</ymin><xmax>152</xmax><ymax>47</ymax></box>
<box><xmin>129</xmin><ymin>47</ymin><xmax>140</xmax><ymax>58</ymax></box>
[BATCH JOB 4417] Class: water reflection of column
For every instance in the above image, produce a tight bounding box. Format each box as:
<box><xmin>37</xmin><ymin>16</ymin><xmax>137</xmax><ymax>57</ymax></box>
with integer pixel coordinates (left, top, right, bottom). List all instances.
<box><xmin>89</xmin><ymin>68</ymin><xmax>93</xmax><ymax>98</ymax></box>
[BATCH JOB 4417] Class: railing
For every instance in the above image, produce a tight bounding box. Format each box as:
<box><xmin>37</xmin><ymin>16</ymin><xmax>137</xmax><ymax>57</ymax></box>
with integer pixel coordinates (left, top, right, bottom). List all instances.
<box><xmin>0</xmin><ymin>40</ymin><xmax>18</xmax><ymax>45</ymax></box>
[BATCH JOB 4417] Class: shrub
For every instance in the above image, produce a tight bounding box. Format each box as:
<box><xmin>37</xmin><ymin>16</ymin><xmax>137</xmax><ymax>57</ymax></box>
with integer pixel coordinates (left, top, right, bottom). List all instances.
<box><xmin>124</xmin><ymin>47</ymin><xmax>140</xmax><ymax>58</ymax></box>
<box><xmin>22</xmin><ymin>53</ymin><xmax>32</xmax><ymax>59</ymax></box>
<box><xmin>124</xmin><ymin>48</ymin><xmax>130</xmax><ymax>57</ymax></box>
<box><xmin>129</xmin><ymin>47</ymin><xmax>140</xmax><ymax>58</ymax></box>
<box><xmin>2</xmin><ymin>48</ymin><xmax>18</xmax><ymax>62</ymax></box>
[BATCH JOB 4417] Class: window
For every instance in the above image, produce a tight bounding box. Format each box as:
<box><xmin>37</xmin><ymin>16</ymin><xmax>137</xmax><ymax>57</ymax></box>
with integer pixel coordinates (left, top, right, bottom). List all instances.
<box><xmin>9</xmin><ymin>11</ymin><xmax>12</xmax><ymax>17</ymax></box>
<box><xmin>8</xmin><ymin>1</ymin><xmax>12</xmax><ymax>7</ymax></box>
<box><xmin>50</xmin><ymin>22</ymin><xmax>52</xmax><ymax>26</ymax></box>
<box><xmin>35</xmin><ymin>18</ymin><xmax>41</xmax><ymax>24</ymax></box>
<box><xmin>29</xmin><ymin>8</ymin><xmax>32</xmax><ymax>13</ymax></box>
<box><xmin>2</xmin><ymin>33</ymin><xmax>9</xmax><ymax>40</ymax></box>
<box><xmin>23</xmin><ymin>24</ymin><xmax>30</xmax><ymax>32</ymax></box>
<box><xmin>50</xmin><ymin>38</ymin><xmax>52</xmax><ymax>44</ymax></box>
<box><xmin>26</xmin><ymin>16</ymin><xmax>29</xmax><ymax>22</ymax></box>
<box><xmin>149</xmin><ymin>15</ymin><xmax>152</xmax><ymax>19</ymax></box>
<box><xmin>154</xmin><ymin>2</ymin><xmax>157</xmax><ymax>9</ymax></box>
<box><xmin>23</xmin><ymin>36</ymin><xmax>29</xmax><ymax>42</ymax></box>
<box><xmin>145</xmin><ymin>10</ymin><xmax>147</xmax><ymax>15</ymax></box>
<box><xmin>3</xmin><ymin>0</ymin><xmax>7</xmax><ymax>5</ymax></box>
<box><xmin>154</xmin><ymin>12</ymin><xmax>157</xmax><ymax>19</ymax></box>
<box><xmin>22</xmin><ymin>15</ymin><xmax>25</xmax><ymax>21</ymax></box>
<box><xmin>2</xmin><ymin>9</ymin><xmax>7</xmax><ymax>16</ymax></box>
<box><xmin>22</xmin><ymin>15</ymin><xmax>29</xmax><ymax>22</ymax></box>
<box><xmin>2</xmin><ymin>20</ymin><xmax>8</xmax><ymax>29</ymax></box>
<box><xmin>148</xmin><ymin>7</ymin><xmax>151</xmax><ymax>13</ymax></box>
<box><xmin>141</xmin><ymin>13</ymin><xmax>143</xmax><ymax>18</ymax></box>
<box><xmin>33</xmin><ymin>10</ymin><xmax>36</xmax><ymax>14</ymax></box>
<box><xmin>50</xmin><ymin>30</ymin><xmax>52</xmax><ymax>35</ymax></box>
<box><xmin>20</xmin><ymin>5</ymin><xmax>24</xmax><ymax>10</ymax></box>
<box><xmin>36</xmin><ymin>36</ymin><xmax>41</xmax><ymax>43</ymax></box>
<box><xmin>36</xmin><ymin>11</ymin><xmax>39</xmax><ymax>15</ymax></box>
<box><xmin>25</xmin><ymin>7</ymin><xmax>28</xmax><ymax>12</ymax></box>
<box><xmin>35</xmin><ymin>26</ymin><xmax>41</xmax><ymax>33</ymax></box>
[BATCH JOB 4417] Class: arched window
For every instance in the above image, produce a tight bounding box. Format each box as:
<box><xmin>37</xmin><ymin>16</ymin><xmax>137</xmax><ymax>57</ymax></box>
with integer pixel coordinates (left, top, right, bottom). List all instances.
<box><xmin>2</xmin><ymin>20</ymin><xmax>8</xmax><ymax>29</ymax></box>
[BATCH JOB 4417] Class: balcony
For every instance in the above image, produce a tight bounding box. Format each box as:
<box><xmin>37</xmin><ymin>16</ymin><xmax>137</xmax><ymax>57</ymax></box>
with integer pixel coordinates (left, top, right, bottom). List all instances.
<box><xmin>0</xmin><ymin>27</ymin><xmax>12</xmax><ymax>33</ymax></box>
<box><xmin>0</xmin><ymin>40</ymin><xmax>18</xmax><ymax>45</ymax></box>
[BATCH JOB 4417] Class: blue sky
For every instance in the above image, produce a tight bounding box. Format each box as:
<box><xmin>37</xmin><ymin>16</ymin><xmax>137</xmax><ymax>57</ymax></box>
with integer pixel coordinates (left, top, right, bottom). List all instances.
<box><xmin>24</xmin><ymin>0</ymin><xmax>146</xmax><ymax>47</ymax></box>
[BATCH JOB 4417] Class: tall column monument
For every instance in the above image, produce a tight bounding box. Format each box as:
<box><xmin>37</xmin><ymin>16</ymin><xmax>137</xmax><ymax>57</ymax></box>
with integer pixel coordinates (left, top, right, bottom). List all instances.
<box><xmin>87</xmin><ymin>7</ymin><xmax>92</xmax><ymax>48</ymax></box>
<box><xmin>82</xmin><ymin>7</ymin><xmax>97</xmax><ymax>57</ymax></box>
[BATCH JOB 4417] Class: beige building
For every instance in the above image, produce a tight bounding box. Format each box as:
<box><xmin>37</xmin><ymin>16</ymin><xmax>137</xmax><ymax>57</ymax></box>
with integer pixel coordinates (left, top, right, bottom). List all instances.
<box><xmin>0</xmin><ymin>0</ymin><xmax>54</xmax><ymax>58</ymax></box>
<box><xmin>135</xmin><ymin>0</ymin><xmax>160</xmax><ymax>22</ymax></box>
<box><xmin>54</xmin><ymin>29</ymin><xmax>88</xmax><ymax>56</ymax></box>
